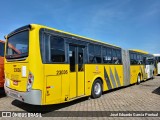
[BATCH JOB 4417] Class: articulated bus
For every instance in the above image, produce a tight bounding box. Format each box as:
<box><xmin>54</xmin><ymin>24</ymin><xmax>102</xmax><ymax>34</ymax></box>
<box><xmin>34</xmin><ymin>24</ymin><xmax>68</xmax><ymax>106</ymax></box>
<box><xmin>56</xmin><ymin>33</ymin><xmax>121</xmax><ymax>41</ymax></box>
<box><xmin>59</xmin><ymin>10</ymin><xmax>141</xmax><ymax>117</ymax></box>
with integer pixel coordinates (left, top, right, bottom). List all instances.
<box><xmin>153</xmin><ymin>54</ymin><xmax>160</xmax><ymax>75</ymax></box>
<box><xmin>0</xmin><ymin>40</ymin><xmax>5</xmax><ymax>88</ymax></box>
<box><xmin>4</xmin><ymin>24</ymin><xmax>154</xmax><ymax>105</ymax></box>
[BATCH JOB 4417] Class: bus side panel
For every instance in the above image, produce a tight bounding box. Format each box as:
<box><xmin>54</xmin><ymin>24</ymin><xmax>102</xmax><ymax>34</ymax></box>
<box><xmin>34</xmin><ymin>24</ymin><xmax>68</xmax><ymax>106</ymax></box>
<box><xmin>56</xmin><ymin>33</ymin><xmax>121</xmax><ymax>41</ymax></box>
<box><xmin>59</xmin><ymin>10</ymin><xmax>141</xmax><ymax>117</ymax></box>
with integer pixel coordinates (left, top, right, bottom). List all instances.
<box><xmin>154</xmin><ymin>66</ymin><xmax>158</xmax><ymax>76</ymax></box>
<box><xmin>130</xmin><ymin>65</ymin><xmax>145</xmax><ymax>84</ymax></box>
<box><xmin>84</xmin><ymin>64</ymin><xmax>104</xmax><ymax>96</ymax></box>
<box><xmin>44</xmin><ymin>64</ymin><xmax>69</xmax><ymax>104</ymax></box>
<box><xmin>130</xmin><ymin>65</ymin><xmax>140</xmax><ymax>84</ymax></box>
<box><xmin>145</xmin><ymin>65</ymin><xmax>154</xmax><ymax>79</ymax></box>
<box><xmin>45</xmin><ymin>75</ymin><xmax>62</xmax><ymax>104</ymax></box>
<box><xmin>84</xmin><ymin>64</ymin><xmax>123</xmax><ymax>96</ymax></box>
<box><xmin>104</xmin><ymin>65</ymin><xmax>124</xmax><ymax>89</ymax></box>
<box><xmin>69</xmin><ymin>72</ymin><xmax>76</xmax><ymax>98</ymax></box>
<box><xmin>77</xmin><ymin>70</ymin><xmax>85</xmax><ymax>97</ymax></box>
<box><xmin>141</xmin><ymin>65</ymin><xmax>147</xmax><ymax>80</ymax></box>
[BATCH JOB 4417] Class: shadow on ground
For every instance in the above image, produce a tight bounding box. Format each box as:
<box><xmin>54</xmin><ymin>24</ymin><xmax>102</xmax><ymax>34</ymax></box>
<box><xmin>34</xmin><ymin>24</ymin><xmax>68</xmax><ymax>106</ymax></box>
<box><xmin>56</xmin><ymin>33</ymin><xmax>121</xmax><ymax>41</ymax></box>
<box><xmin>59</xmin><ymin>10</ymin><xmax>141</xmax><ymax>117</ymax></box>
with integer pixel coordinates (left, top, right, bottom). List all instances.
<box><xmin>11</xmin><ymin>83</ymin><xmax>134</xmax><ymax>115</ymax></box>
<box><xmin>10</xmin><ymin>77</ymin><xmax>157</xmax><ymax>116</ymax></box>
<box><xmin>0</xmin><ymin>88</ymin><xmax>6</xmax><ymax>98</ymax></box>
<box><xmin>152</xmin><ymin>86</ymin><xmax>160</xmax><ymax>95</ymax></box>
<box><xmin>12</xmin><ymin>96</ymin><xmax>89</xmax><ymax>114</ymax></box>
<box><xmin>11</xmin><ymin>80</ymin><xmax>147</xmax><ymax>114</ymax></box>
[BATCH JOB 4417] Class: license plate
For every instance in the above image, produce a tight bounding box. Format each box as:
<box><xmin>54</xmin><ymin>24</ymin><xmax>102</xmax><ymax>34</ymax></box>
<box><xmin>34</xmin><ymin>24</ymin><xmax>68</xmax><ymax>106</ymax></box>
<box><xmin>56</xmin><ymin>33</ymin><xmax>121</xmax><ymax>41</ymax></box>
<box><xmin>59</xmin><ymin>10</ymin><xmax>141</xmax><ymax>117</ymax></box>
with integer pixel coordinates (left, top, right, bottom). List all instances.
<box><xmin>13</xmin><ymin>81</ymin><xmax>18</xmax><ymax>85</ymax></box>
<box><xmin>9</xmin><ymin>90</ymin><xmax>18</xmax><ymax>98</ymax></box>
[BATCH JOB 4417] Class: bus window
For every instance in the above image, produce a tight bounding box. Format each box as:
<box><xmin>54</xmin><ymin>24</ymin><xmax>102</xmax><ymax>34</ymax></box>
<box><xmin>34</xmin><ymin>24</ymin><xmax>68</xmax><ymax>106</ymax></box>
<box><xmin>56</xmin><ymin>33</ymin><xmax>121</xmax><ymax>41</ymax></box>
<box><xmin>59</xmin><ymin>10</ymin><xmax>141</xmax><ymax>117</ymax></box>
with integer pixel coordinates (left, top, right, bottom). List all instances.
<box><xmin>88</xmin><ymin>44</ymin><xmax>101</xmax><ymax>63</ymax></box>
<box><xmin>107</xmin><ymin>48</ymin><xmax>112</xmax><ymax>63</ymax></box>
<box><xmin>78</xmin><ymin>47</ymin><xmax>84</xmax><ymax>71</ymax></box>
<box><xmin>116</xmin><ymin>50</ymin><xmax>122</xmax><ymax>64</ymax></box>
<box><xmin>143</xmin><ymin>56</ymin><xmax>147</xmax><ymax>65</ymax></box>
<box><xmin>49</xmin><ymin>36</ymin><xmax>65</xmax><ymax>63</ymax></box>
<box><xmin>6</xmin><ymin>31</ymin><xmax>28</xmax><ymax>59</ymax></box>
<box><xmin>69</xmin><ymin>45</ymin><xmax>76</xmax><ymax>72</ymax></box>
<box><xmin>94</xmin><ymin>45</ymin><xmax>101</xmax><ymax>63</ymax></box>
<box><xmin>112</xmin><ymin>49</ymin><xmax>117</xmax><ymax>64</ymax></box>
<box><xmin>140</xmin><ymin>55</ymin><xmax>143</xmax><ymax>64</ymax></box>
<box><xmin>146</xmin><ymin>57</ymin><xmax>154</xmax><ymax>65</ymax></box>
<box><xmin>137</xmin><ymin>54</ymin><xmax>142</xmax><ymax>64</ymax></box>
<box><xmin>134</xmin><ymin>54</ymin><xmax>137</xmax><ymax>64</ymax></box>
<box><xmin>102</xmin><ymin>47</ymin><xmax>107</xmax><ymax>63</ymax></box>
<box><xmin>130</xmin><ymin>53</ymin><xmax>134</xmax><ymax>65</ymax></box>
<box><xmin>89</xmin><ymin>44</ymin><xmax>94</xmax><ymax>63</ymax></box>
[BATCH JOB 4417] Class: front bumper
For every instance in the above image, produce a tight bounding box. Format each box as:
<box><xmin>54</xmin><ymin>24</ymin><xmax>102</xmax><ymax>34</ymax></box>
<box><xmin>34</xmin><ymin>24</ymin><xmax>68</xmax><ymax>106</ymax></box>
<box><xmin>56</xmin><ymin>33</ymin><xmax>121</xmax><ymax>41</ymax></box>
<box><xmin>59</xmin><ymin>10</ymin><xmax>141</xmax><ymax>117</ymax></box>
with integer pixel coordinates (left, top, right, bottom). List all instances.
<box><xmin>4</xmin><ymin>85</ymin><xmax>42</xmax><ymax>105</ymax></box>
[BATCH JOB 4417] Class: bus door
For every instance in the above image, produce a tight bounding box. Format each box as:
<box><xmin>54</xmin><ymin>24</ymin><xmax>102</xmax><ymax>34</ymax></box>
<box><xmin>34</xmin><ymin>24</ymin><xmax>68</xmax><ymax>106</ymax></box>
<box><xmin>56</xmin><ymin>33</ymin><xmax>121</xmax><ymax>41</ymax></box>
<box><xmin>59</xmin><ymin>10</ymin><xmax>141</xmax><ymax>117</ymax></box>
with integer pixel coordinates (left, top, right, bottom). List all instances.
<box><xmin>69</xmin><ymin>45</ymin><xmax>85</xmax><ymax>99</ymax></box>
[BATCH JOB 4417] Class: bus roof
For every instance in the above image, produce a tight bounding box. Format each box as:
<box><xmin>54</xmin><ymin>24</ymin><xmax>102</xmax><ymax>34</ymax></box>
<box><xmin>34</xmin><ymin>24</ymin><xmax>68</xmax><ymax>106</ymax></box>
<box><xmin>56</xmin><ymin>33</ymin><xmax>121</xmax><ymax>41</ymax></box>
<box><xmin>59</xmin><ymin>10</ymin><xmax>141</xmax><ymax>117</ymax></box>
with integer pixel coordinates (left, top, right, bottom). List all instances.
<box><xmin>32</xmin><ymin>24</ymin><xmax>121</xmax><ymax>48</ymax></box>
<box><xmin>129</xmin><ymin>49</ymin><xmax>149</xmax><ymax>54</ymax></box>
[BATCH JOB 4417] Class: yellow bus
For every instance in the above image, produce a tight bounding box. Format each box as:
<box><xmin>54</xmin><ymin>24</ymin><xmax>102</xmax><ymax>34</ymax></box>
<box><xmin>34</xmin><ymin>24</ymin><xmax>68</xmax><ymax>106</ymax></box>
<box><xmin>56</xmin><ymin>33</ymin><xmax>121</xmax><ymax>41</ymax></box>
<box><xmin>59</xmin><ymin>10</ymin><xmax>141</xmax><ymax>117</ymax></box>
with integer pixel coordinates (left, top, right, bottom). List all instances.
<box><xmin>4</xmin><ymin>24</ymin><xmax>153</xmax><ymax>105</ymax></box>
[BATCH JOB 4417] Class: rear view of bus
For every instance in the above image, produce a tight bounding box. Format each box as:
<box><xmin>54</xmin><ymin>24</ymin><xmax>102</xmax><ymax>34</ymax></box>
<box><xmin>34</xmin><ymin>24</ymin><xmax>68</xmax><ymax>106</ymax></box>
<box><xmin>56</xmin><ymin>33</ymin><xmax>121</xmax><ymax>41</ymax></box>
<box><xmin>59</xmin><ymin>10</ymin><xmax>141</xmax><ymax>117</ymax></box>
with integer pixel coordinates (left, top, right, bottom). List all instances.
<box><xmin>0</xmin><ymin>40</ymin><xmax>5</xmax><ymax>87</ymax></box>
<box><xmin>4</xmin><ymin>25</ymin><xmax>43</xmax><ymax>105</ymax></box>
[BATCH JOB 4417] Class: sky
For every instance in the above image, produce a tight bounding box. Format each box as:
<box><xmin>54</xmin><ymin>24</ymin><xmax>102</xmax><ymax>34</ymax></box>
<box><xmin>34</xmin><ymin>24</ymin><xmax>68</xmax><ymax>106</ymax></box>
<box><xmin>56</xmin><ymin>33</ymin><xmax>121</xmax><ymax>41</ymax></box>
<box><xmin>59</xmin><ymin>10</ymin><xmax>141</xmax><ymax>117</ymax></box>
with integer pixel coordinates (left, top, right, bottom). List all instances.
<box><xmin>0</xmin><ymin>0</ymin><xmax>160</xmax><ymax>54</ymax></box>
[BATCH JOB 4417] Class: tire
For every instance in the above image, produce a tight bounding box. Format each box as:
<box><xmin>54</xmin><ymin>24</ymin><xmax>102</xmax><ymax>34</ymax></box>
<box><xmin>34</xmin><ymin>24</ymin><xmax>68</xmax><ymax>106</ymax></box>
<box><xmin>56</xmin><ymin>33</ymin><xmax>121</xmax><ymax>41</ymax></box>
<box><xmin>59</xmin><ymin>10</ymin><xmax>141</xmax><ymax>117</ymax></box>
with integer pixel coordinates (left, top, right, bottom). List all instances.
<box><xmin>137</xmin><ymin>74</ymin><xmax>141</xmax><ymax>85</ymax></box>
<box><xmin>91</xmin><ymin>79</ymin><xmax>102</xmax><ymax>98</ymax></box>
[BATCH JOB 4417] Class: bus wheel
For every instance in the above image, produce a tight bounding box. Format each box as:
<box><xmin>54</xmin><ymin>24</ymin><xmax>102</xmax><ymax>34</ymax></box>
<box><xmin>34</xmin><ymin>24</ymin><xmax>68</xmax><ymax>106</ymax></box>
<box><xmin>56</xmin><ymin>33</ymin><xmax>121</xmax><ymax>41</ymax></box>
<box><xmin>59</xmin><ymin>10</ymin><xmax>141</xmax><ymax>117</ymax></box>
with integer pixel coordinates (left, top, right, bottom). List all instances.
<box><xmin>137</xmin><ymin>74</ymin><xmax>141</xmax><ymax>85</ymax></box>
<box><xmin>91</xmin><ymin>79</ymin><xmax>102</xmax><ymax>98</ymax></box>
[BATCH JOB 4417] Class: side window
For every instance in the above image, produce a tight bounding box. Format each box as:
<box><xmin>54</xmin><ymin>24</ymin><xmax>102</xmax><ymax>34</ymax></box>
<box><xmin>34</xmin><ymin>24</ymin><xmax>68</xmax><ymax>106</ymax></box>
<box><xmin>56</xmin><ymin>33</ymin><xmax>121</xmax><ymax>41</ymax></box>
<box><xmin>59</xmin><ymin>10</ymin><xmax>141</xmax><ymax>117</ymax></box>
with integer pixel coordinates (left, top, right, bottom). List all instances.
<box><xmin>134</xmin><ymin>54</ymin><xmax>138</xmax><ymax>64</ymax></box>
<box><xmin>89</xmin><ymin>44</ymin><xmax>95</xmax><ymax>63</ymax></box>
<box><xmin>130</xmin><ymin>53</ymin><xmax>134</xmax><ymax>65</ymax></box>
<box><xmin>102</xmin><ymin>47</ymin><xmax>107</xmax><ymax>63</ymax></box>
<box><xmin>107</xmin><ymin>48</ymin><xmax>112</xmax><ymax>63</ymax></box>
<box><xmin>78</xmin><ymin>47</ymin><xmax>84</xmax><ymax>71</ymax></box>
<box><xmin>130</xmin><ymin>53</ymin><xmax>138</xmax><ymax>65</ymax></box>
<box><xmin>143</xmin><ymin>55</ymin><xmax>147</xmax><ymax>65</ymax></box>
<box><xmin>94</xmin><ymin>45</ymin><xmax>101</xmax><ymax>63</ymax></box>
<box><xmin>140</xmin><ymin>54</ymin><xmax>144</xmax><ymax>64</ymax></box>
<box><xmin>112</xmin><ymin>49</ymin><xmax>117</xmax><ymax>64</ymax></box>
<box><xmin>137</xmin><ymin>54</ymin><xmax>141</xmax><ymax>64</ymax></box>
<box><xmin>88</xmin><ymin>44</ymin><xmax>101</xmax><ymax>63</ymax></box>
<box><xmin>111</xmin><ymin>49</ymin><xmax>121</xmax><ymax>64</ymax></box>
<box><xmin>69</xmin><ymin>46</ymin><xmax>76</xmax><ymax>72</ymax></box>
<box><xmin>41</xmin><ymin>33</ymin><xmax>50</xmax><ymax>63</ymax></box>
<box><xmin>49</xmin><ymin>35</ymin><xmax>65</xmax><ymax>62</ymax></box>
<box><xmin>137</xmin><ymin>54</ymin><xmax>140</xmax><ymax>60</ymax></box>
<box><xmin>116</xmin><ymin>50</ymin><xmax>122</xmax><ymax>64</ymax></box>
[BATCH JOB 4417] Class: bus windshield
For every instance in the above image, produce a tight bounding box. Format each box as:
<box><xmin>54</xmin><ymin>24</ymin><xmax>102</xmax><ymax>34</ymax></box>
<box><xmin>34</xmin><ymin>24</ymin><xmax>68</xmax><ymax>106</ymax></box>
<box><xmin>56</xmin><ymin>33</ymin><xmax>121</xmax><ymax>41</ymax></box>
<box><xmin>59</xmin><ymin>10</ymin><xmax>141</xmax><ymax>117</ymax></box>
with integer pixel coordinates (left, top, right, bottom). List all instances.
<box><xmin>0</xmin><ymin>42</ymin><xmax>4</xmax><ymax>57</ymax></box>
<box><xmin>6</xmin><ymin>30</ymin><xmax>29</xmax><ymax>59</ymax></box>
